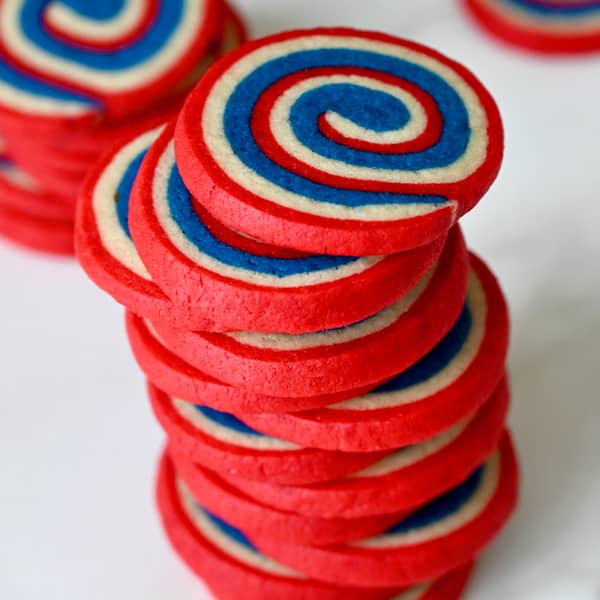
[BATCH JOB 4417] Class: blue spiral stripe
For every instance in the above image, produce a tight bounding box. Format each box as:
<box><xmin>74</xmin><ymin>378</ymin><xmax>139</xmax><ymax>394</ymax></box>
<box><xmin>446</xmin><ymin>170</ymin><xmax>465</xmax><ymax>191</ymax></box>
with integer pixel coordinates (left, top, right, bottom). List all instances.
<box><xmin>21</xmin><ymin>0</ymin><xmax>185</xmax><ymax>70</ymax></box>
<box><xmin>373</xmin><ymin>303</ymin><xmax>472</xmax><ymax>394</ymax></box>
<box><xmin>116</xmin><ymin>149</ymin><xmax>146</xmax><ymax>239</ymax></box>
<box><xmin>193</xmin><ymin>405</ymin><xmax>266</xmax><ymax>438</ymax></box>
<box><xmin>200</xmin><ymin>507</ymin><xmax>258</xmax><ymax>551</ymax></box>
<box><xmin>0</xmin><ymin>54</ymin><xmax>97</xmax><ymax>107</ymax></box>
<box><xmin>289</xmin><ymin>80</ymin><xmax>466</xmax><ymax>169</ymax></box>
<box><xmin>194</xmin><ymin>467</ymin><xmax>484</xmax><ymax>548</ymax></box>
<box><xmin>223</xmin><ymin>48</ymin><xmax>471</xmax><ymax>207</ymax></box>
<box><xmin>166</xmin><ymin>163</ymin><xmax>358</xmax><ymax>276</ymax></box>
<box><xmin>502</xmin><ymin>0</ymin><xmax>600</xmax><ymax>16</ymax></box>
<box><xmin>382</xmin><ymin>467</ymin><xmax>483</xmax><ymax>536</ymax></box>
<box><xmin>58</xmin><ymin>0</ymin><xmax>125</xmax><ymax>20</ymax></box>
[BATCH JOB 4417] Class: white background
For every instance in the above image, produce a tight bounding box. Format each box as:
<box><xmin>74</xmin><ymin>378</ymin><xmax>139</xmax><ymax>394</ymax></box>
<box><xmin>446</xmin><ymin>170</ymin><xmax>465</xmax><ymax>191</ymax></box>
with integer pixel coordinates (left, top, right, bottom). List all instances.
<box><xmin>1</xmin><ymin>1</ymin><xmax>599</xmax><ymax>598</ymax></box>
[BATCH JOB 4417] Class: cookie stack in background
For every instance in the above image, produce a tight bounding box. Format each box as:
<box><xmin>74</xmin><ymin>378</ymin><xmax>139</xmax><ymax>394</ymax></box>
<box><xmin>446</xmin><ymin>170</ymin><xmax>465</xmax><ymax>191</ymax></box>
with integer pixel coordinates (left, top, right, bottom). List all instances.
<box><xmin>462</xmin><ymin>0</ymin><xmax>600</xmax><ymax>54</ymax></box>
<box><xmin>77</xmin><ymin>29</ymin><xmax>519</xmax><ymax>600</ymax></box>
<box><xmin>0</xmin><ymin>0</ymin><xmax>246</xmax><ymax>255</ymax></box>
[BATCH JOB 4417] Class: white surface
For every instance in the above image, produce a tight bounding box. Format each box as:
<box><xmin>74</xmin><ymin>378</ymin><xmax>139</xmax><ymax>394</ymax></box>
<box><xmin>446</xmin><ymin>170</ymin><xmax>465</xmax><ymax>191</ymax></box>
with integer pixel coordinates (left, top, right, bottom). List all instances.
<box><xmin>1</xmin><ymin>1</ymin><xmax>599</xmax><ymax>598</ymax></box>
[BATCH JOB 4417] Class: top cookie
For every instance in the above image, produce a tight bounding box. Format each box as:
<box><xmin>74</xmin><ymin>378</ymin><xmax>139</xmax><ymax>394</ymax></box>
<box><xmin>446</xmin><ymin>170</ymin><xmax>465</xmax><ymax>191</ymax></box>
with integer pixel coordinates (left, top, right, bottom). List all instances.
<box><xmin>176</xmin><ymin>28</ymin><xmax>503</xmax><ymax>256</ymax></box>
<box><xmin>0</xmin><ymin>0</ymin><xmax>222</xmax><ymax>123</ymax></box>
<box><xmin>465</xmin><ymin>0</ymin><xmax>600</xmax><ymax>54</ymax></box>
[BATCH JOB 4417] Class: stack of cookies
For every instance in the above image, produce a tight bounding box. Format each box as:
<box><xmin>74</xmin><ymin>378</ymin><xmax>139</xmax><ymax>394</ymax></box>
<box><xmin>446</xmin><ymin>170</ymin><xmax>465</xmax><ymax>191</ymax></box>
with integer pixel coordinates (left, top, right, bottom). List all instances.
<box><xmin>77</xmin><ymin>28</ymin><xmax>519</xmax><ymax>600</ymax></box>
<box><xmin>463</xmin><ymin>0</ymin><xmax>600</xmax><ymax>54</ymax></box>
<box><xmin>0</xmin><ymin>0</ymin><xmax>245</xmax><ymax>255</ymax></box>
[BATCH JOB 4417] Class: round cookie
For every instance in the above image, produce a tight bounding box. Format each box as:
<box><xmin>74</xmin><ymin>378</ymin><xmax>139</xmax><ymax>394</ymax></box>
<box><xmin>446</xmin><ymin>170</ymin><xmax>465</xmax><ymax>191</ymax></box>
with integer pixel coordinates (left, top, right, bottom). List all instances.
<box><xmin>126</xmin><ymin>311</ymin><xmax>378</xmax><ymax>413</ymax></box>
<box><xmin>158</xmin><ymin>453</ymin><xmax>475</xmax><ymax>600</ymax></box>
<box><xmin>0</xmin><ymin>155</ymin><xmax>74</xmax><ymax>220</ymax></box>
<box><xmin>464</xmin><ymin>0</ymin><xmax>600</xmax><ymax>54</ymax></box>
<box><xmin>149</xmin><ymin>384</ymin><xmax>388</xmax><ymax>486</ymax></box>
<box><xmin>171</xmin><ymin>449</ymin><xmax>407</xmax><ymax>546</ymax></box>
<box><xmin>175</xmin><ymin>27</ymin><xmax>503</xmax><ymax>256</ymax></box>
<box><xmin>222</xmin><ymin>379</ymin><xmax>509</xmax><ymax>520</ymax></box>
<box><xmin>0</xmin><ymin>0</ymin><xmax>223</xmax><ymax>123</ymax></box>
<box><xmin>129</xmin><ymin>121</ymin><xmax>447</xmax><ymax>334</ymax></box>
<box><xmin>76</xmin><ymin>123</ymin><xmax>221</xmax><ymax>330</ymax></box>
<box><xmin>0</xmin><ymin>204</ymin><xmax>73</xmax><ymax>255</ymax></box>
<box><xmin>29</xmin><ymin>0</ymin><xmax>246</xmax><ymax>153</ymax></box>
<box><xmin>241</xmin><ymin>252</ymin><xmax>509</xmax><ymax>451</ymax></box>
<box><xmin>150</xmin><ymin>225</ymin><xmax>468</xmax><ymax>397</ymax></box>
<box><xmin>252</xmin><ymin>433</ymin><xmax>518</xmax><ymax>588</ymax></box>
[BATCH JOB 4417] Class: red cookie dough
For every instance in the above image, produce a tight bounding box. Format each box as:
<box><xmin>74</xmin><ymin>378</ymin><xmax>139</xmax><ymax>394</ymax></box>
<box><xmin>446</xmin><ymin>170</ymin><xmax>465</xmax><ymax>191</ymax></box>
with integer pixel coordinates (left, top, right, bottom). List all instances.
<box><xmin>157</xmin><ymin>452</ymin><xmax>475</xmax><ymax>600</ymax></box>
<box><xmin>175</xmin><ymin>28</ymin><xmax>503</xmax><ymax>256</ymax></box>
<box><xmin>0</xmin><ymin>205</ymin><xmax>73</xmax><ymax>255</ymax></box>
<box><xmin>126</xmin><ymin>311</ymin><xmax>377</xmax><ymax>413</ymax></box>
<box><xmin>171</xmin><ymin>449</ymin><xmax>407</xmax><ymax>546</ymax></box>
<box><xmin>149</xmin><ymin>384</ymin><xmax>388</xmax><ymax>486</ymax></box>
<box><xmin>151</xmin><ymin>225</ymin><xmax>469</xmax><ymax>397</ymax></box>
<box><xmin>464</xmin><ymin>0</ymin><xmax>600</xmax><ymax>54</ymax></box>
<box><xmin>251</xmin><ymin>433</ymin><xmax>518</xmax><ymax>588</ymax></box>
<box><xmin>241</xmin><ymin>252</ymin><xmax>509</xmax><ymax>451</ymax></box>
<box><xmin>223</xmin><ymin>379</ymin><xmax>509</xmax><ymax>519</ymax></box>
<box><xmin>129</xmin><ymin>122</ymin><xmax>448</xmax><ymax>334</ymax></box>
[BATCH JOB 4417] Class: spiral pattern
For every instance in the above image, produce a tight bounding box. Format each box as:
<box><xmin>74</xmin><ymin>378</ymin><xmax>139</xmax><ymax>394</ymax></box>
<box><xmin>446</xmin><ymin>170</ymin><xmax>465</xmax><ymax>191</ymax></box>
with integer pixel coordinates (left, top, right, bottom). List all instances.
<box><xmin>499</xmin><ymin>0</ymin><xmax>600</xmax><ymax>16</ymax></box>
<box><xmin>174</xmin><ymin>398</ymin><xmax>299</xmax><ymax>452</ymax></box>
<box><xmin>149</xmin><ymin>136</ymin><xmax>387</xmax><ymax>288</ymax></box>
<box><xmin>177</xmin><ymin>448</ymin><xmax>500</xmax><ymax>554</ymax></box>
<box><xmin>355</xmin><ymin>455</ymin><xmax>498</xmax><ymax>549</ymax></box>
<box><xmin>0</xmin><ymin>0</ymin><xmax>217</xmax><ymax>118</ymax></box>
<box><xmin>177</xmin><ymin>480</ymin><xmax>303</xmax><ymax>578</ymax></box>
<box><xmin>189</xmin><ymin>30</ymin><xmax>502</xmax><ymax>224</ymax></box>
<box><xmin>335</xmin><ymin>269</ymin><xmax>486</xmax><ymax>411</ymax></box>
<box><xmin>91</xmin><ymin>126</ymin><xmax>162</xmax><ymax>279</ymax></box>
<box><xmin>480</xmin><ymin>0</ymin><xmax>600</xmax><ymax>26</ymax></box>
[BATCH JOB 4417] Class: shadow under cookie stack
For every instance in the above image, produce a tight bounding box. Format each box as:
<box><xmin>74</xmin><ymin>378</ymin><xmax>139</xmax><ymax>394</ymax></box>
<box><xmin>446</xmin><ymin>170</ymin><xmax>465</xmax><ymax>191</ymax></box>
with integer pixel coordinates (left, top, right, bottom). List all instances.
<box><xmin>77</xmin><ymin>28</ymin><xmax>520</xmax><ymax>600</ymax></box>
<box><xmin>0</xmin><ymin>0</ymin><xmax>245</xmax><ymax>255</ymax></box>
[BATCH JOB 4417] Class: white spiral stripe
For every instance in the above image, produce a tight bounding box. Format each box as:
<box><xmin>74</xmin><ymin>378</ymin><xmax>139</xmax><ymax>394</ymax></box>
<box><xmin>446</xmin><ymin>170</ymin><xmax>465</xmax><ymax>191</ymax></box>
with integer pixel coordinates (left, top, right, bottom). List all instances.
<box><xmin>271</xmin><ymin>74</ymin><xmax>434</xmax><ymax>183</ymax></box>
<box><xmin>153</xmin><ymin>140</ymin><xmax>385</xmax><ymax>288</ymax></box>
<box><xmin>93</xmin><ymin>126</ymin><xmax>164</xmax><ymax>280</ymax></box>
<box><xmin>330</xmin><ymin>269</ymin><xmax>486</xmax><ymax>411</ymax></box>
<box><xmin>355</xmin><ymin>450</ymin><xmax>500</xmax><ymax>548</ymax></box>
<box><xmin>0</xmin><ymin>78</ymin><xmax>91</xmax><ymax>116</ymax></box>
<box><xmin>349</xmin><ymin>417</ymin><xmax>470</xmax><ymax>478</ymax></box>
<box><xmin>390</xmin><ymin>583</ymin><xmax>432</xmax><ymax>600</ymax></box>
<box><xmin>0</xmin><ymin>161</ymin><xmax>40</xmax><ymax>191</ymax></box>
<box><xmin>45</xmin><ymin>0</ymin><xmax>146</xmax><ymax>43</ymax></box>
<box><xmin>283</xmin><ymin>74</ymin><xmax>428</xmax><ymax>146</ymax></box>
<box><xmin>202</xmin><ymin>35</ymin><xmax>490</xmax><ymax>221</ymax></box>
<box><xmin>177</xmin><ymin>478</ymin><xmax>303</xmax><ymax>578</ymax></box>
<box><xmin>482</xmin><ymin>0</ymin><xmax>600</xmax><ymax>32</ymax></box>
<box><xmin>173</xmin><ymin>398</ymin><xmax>300</xmax><ymax>451</ymax></box>
<box><xmin>0</xmin><ymin>0</ymin><xmax>207</xmax><ymax>94</ymax></box>
<box><xmin>227</xmin><ymin>264</ymin><xmax>435</xmax><ymax>350</ymax></box>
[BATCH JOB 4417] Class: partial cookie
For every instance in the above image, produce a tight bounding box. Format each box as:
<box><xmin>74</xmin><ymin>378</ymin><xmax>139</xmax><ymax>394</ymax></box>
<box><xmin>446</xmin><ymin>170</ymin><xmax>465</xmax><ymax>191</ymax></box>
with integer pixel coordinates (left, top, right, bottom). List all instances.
<box><xmin>252</xmin><ymin>433</ymin><xmax>518</xmax><ymax>588</ymax></box>
<box><xmin>158</xmin><ymin>452</ymin><xmax>475</xmax><ymax>600</ymax></box>
<box><xmin>0</xmin><ymin>204</ymin><xmax>73</xmax><ymax>255</ymax></box>
<box><xmin>0</xmin><ymin>0</ymin><xmax>223</xmax><ymax>123</ymax></box>
<box><xmin>76</xmin><ymin>123</ymin><xmax>216</xmax><ymax>330</ymax></box>
<box><xmin>242</xmin><ymin>252</ymin><xmax>509</xmax><ymax>450</ymax></box>
<box><xmin>196</xmin><ymin>379</ymin><xmax>510</xmax><ymax>520</ymax></box>
<box><xmin>0</xmin><ymin>155</ymin><xmax>74</xmax><ymax>220</ymax></box>
<box><xmin>175</xmin><ymin>27</ymin><xmax>503</xmax><ymax>256</ymax></box>
<box><xmin>126</xmin><ymin>311</ymin><xmax>377</xmax><ymax>413</ymax></box>
<box><xmin>149</xmin><ymin>384</ymin><xmax>388</xmax><ymax>486</ymax></box>
<box><xmin>464</xmin><ymin>0</ymin><xmax>600</xmax><ymax>54</ymax></box>
<box><xmin>129</xmin><ymin>122</ymin><xmax>447</xmax><ymax>333</ymax></box>
<box><xmin>150</xmin><ymin>225</ymin><xmax>468</xmax><ymax>397</ymax></box>
<box><xmin>171</xmin><ymin>449</ymin><xmax>406</xmax><ymax>546</ymax></box>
